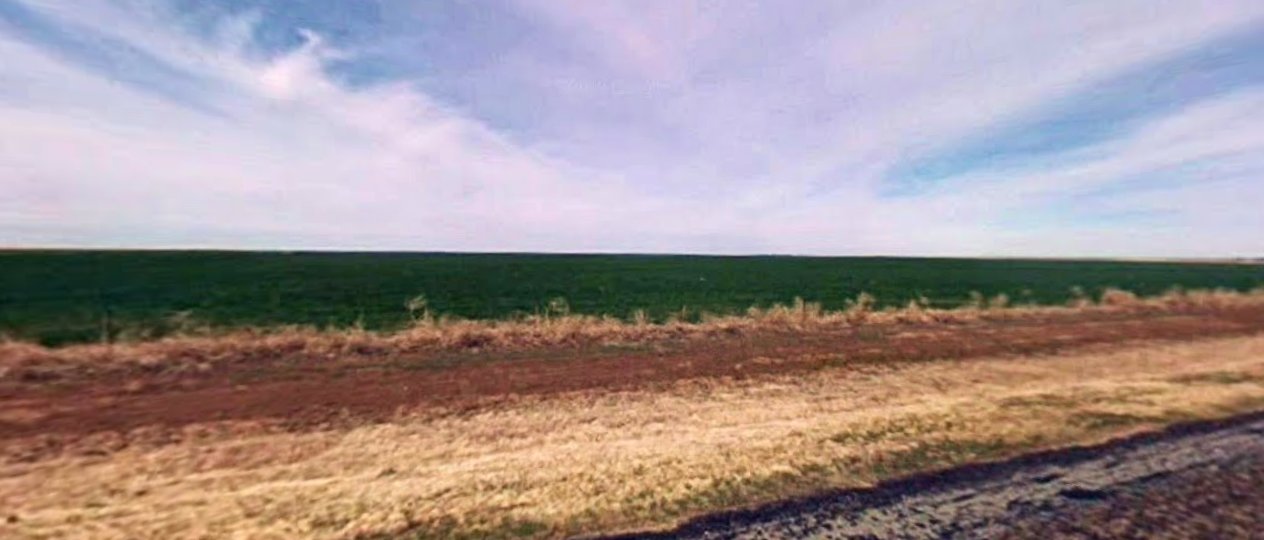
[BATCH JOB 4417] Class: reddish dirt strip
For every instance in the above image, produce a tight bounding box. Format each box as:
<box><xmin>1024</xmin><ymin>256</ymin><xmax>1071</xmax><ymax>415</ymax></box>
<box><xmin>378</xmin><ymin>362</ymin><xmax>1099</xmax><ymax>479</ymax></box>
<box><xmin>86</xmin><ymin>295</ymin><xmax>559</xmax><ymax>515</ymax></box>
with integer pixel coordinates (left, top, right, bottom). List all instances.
<box><xmin>3</xmin><ymin>306</ymin><xmax>1264</xmax><ymax>449</ymax></box>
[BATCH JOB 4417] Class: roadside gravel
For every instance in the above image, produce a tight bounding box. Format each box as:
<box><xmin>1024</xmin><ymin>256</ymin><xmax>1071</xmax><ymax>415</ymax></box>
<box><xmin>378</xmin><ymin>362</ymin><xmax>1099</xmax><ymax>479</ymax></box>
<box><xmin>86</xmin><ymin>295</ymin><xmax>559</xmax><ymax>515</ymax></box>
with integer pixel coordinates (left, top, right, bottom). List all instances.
<box><xmin>618</xmin><ymin>413</ymin><xmax>1264</xmax><ymax>539</ymax></box>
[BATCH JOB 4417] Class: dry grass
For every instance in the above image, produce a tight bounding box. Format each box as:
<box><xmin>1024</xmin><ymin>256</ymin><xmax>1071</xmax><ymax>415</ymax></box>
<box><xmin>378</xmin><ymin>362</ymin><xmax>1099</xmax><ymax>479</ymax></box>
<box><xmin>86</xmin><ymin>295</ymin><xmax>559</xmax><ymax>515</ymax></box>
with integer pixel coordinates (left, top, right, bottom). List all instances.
<box><xmin>4</xmin><ymin>287</ymin><xmax>1263</xmax><ymax>382</ymax></box>
<box><xmin>4</xmin><ymin>334</ymin><xmax>1264</xmax><ymax>539</ymax></box>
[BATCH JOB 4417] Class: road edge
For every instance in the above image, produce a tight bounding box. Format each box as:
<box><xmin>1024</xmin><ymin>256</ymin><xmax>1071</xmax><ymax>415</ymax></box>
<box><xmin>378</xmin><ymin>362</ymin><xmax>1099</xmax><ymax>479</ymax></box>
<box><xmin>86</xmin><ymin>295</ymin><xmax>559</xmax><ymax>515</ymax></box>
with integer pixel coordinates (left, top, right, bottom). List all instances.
<box><xmin>599</xmin><ymin>409</ymin><xmax>1264</xmax><ymax>539</ymax></box>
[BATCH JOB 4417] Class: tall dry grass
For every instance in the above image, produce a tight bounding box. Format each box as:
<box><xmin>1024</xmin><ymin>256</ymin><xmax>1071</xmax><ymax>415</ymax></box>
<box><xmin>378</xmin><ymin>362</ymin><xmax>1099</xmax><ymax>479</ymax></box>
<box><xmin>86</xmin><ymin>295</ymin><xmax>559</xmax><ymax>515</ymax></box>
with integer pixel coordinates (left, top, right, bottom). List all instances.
<box><xmin>4</xmin><ymin>335</ymin><xmax>1264</xmax><ymax>539</ymax></box>
<box><xmin>2</xmin><ymin>287</ymin><xmax>1263</xmax><ymax>381</ymax></box>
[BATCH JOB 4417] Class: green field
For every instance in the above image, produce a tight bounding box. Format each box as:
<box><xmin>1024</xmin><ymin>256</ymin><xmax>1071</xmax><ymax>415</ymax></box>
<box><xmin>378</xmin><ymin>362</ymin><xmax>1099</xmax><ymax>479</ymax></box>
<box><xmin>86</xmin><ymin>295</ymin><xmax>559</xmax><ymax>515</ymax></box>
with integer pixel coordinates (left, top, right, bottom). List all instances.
<box><xmin>2</xmin><ymin>250</ymin><xmax>1262</xmax><ymax>345</ymax></box>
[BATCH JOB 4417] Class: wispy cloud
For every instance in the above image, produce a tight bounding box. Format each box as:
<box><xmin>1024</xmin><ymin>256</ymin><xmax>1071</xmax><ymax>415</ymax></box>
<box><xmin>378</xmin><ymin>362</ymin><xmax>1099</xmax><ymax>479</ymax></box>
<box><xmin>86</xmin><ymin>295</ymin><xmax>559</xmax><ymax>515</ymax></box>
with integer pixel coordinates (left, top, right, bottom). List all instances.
<box><xmin>1</xmin><ymin>0</ymin><xmax>1262</xmax><ymax>256</ymax></box>
<box><xmin>890</xmin><ymin>26</ymin><xmax>1264</xmax><ymax>190</ymax></box>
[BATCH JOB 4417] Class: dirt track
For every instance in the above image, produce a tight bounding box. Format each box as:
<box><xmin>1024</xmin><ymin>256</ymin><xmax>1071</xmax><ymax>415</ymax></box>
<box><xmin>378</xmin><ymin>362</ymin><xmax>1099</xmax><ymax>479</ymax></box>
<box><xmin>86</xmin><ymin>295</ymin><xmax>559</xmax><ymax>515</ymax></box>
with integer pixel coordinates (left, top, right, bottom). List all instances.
<box><xmin>612</xmin><ymin>412</ymin><xmax>1264</xmax><ymax>539</ymax></box>
<box><xmin>4</xmin><ymin>305</ymin><xmax>1264</xmax><ymax>539</ymax></box>
<box><xmin>4</xmin><ymin>305</ymin><xmax>1264</xmax><ymax>457</ymax></box>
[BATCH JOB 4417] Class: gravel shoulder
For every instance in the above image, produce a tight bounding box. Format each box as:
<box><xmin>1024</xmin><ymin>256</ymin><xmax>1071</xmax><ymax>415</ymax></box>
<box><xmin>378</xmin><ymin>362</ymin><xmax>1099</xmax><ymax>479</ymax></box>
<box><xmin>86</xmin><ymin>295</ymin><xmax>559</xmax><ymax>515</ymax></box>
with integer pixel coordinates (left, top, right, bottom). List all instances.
<box><xmin>616</xmin><ymin>412</ymin><xmax>1264</xmax><ymax>539</ymax></box>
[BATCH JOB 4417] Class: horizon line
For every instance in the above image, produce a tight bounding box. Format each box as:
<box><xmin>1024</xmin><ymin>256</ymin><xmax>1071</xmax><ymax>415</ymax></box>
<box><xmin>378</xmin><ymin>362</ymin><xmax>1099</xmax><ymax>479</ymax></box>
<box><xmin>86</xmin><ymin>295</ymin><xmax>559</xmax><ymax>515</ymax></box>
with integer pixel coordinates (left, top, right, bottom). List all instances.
<box><xmin>2</xmin><ymin>245</ymin><xmax>1261</xmax><ymax>264</ymax></box>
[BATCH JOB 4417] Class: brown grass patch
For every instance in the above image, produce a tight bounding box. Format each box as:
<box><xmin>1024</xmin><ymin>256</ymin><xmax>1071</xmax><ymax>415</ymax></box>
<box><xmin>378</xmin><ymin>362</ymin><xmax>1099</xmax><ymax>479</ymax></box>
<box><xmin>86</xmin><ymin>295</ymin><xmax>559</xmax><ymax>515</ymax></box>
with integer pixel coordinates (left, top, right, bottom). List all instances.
<box><xmin>3</xmin><ymin>334</ymin><xmax>1264</xmax><ymax>538</ymax></box>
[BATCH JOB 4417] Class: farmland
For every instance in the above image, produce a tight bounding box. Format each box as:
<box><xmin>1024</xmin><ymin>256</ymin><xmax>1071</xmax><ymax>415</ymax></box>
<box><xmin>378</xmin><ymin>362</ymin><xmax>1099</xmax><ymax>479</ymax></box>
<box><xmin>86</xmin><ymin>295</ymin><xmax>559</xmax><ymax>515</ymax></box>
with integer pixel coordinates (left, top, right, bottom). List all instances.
<box><xmin>5</xmin><ymin>251</ymin><xmax>1264</xmax><ymax>538</ymax></box>
<box><xmin>2</xmin><ymin>250</ymin><xmax>1262</xmax><ymax>345</ymax></box>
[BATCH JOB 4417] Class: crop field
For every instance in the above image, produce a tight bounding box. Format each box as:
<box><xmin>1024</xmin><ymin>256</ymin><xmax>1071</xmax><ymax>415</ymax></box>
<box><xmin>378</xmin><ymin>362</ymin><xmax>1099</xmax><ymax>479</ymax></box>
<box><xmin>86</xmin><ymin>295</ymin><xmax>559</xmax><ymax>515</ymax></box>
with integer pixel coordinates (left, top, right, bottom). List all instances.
<box><xmin>2</xmin><ymin>250</ymin><xmax>1262</xmax><ymax>345</ymax></box>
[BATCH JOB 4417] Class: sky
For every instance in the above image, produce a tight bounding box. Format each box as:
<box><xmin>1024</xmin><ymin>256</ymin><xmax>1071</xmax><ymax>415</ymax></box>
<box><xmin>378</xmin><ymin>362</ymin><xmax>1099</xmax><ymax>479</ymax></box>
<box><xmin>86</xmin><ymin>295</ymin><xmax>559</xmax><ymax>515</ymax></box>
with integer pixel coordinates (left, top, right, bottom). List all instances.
<box><xmin>1</xmin><ymin>0</ymin><xmax>1263</xmax><ymax>257</ymax></box>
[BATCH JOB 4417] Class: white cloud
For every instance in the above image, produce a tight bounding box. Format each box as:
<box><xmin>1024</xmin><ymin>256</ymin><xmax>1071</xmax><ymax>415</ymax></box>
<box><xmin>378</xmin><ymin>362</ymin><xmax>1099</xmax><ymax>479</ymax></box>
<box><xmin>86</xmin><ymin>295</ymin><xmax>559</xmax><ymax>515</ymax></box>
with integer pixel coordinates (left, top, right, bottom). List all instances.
<box><xmin>0</xmin><ymin>0</ymin><xmax>715</xmax><ymax>251</ymax></box>
<box><xmin>2</xmin><ymin>0</ymin><xmax>1263</xmax><ymax>256</ymax></box>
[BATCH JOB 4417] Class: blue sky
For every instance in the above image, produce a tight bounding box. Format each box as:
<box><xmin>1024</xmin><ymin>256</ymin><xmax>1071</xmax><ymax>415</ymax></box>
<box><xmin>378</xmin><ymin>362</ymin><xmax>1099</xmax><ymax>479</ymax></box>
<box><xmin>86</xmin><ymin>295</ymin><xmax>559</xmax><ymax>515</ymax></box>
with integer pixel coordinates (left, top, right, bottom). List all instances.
<box><xmin>2</xmin><ymin>0</ymin><xmax>1263</xmax><ymax>257</ymax></box>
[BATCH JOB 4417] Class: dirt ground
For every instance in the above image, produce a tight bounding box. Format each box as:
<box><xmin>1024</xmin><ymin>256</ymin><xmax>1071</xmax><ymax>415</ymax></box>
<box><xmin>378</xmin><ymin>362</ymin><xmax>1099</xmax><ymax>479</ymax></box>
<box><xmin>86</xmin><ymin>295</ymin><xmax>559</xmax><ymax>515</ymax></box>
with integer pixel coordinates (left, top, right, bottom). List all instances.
<box><xmin>3</xmin><ymin>304</ymin><xmax>1264</xmax><ymax>538</ymax></box>
<box><xmin>4</xmin><ymin>305</ymin><xmax>1264</xmax><ymax>455</ymax></box>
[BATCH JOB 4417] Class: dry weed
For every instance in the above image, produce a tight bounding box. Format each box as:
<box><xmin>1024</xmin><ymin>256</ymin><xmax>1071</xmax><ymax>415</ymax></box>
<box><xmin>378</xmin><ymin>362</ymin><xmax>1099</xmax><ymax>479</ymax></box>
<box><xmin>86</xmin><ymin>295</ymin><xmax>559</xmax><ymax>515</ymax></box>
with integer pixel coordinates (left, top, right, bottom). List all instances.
<box><xmin>3</xmin><ymin>288</ymin><xmax>1264</xmax><ymax>382</ymax></box>
<box><xmin>4</xmin><ymin>335</ymin><xmax>1264</xmax><ymax>539</ymax></box>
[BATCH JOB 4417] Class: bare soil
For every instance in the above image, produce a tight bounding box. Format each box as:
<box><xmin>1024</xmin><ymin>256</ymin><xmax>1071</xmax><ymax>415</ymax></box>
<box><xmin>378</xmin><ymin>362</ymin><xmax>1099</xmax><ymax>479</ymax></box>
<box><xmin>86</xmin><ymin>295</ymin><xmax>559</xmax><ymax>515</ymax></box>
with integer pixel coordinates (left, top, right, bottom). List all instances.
<box><xmin>4</xmin><ymin>305</ymin><xmax>1264</xmax><ymax>458</ymax></box>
